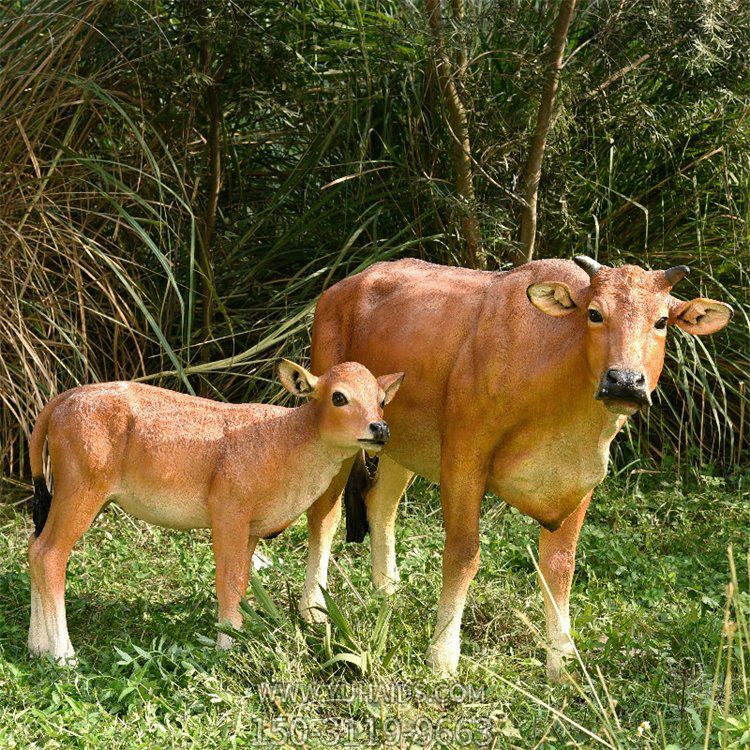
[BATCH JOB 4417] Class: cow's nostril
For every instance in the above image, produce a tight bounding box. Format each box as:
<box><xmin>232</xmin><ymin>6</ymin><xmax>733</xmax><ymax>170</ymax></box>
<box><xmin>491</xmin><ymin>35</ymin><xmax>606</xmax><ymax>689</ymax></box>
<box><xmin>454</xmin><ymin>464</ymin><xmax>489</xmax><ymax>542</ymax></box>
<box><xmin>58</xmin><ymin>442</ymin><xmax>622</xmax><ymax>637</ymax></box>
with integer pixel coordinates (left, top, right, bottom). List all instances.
<box><xmin>605</xmin><ymin>368</ymin><xmax>620</xmax><ymax>384</ymax></box>
<box><xmin>635</xmin><ymin>373</ymin><xmax>645</xmax><ymax>386</ymax></box>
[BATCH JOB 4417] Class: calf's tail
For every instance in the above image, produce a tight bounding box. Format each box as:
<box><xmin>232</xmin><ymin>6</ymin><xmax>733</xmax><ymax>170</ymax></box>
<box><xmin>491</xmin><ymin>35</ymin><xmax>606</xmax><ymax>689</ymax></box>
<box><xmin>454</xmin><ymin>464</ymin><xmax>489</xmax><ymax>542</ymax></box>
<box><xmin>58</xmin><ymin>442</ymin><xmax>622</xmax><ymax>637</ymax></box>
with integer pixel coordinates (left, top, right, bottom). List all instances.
<box><xmin>344</xmin><ymin>451</ymin><xmax>378</xmax><ymax>543</ymax></box>
<box><xmin>29</xmin><ymin>398</ymin><xmax>60</xmax><ymax>537</ymax></box>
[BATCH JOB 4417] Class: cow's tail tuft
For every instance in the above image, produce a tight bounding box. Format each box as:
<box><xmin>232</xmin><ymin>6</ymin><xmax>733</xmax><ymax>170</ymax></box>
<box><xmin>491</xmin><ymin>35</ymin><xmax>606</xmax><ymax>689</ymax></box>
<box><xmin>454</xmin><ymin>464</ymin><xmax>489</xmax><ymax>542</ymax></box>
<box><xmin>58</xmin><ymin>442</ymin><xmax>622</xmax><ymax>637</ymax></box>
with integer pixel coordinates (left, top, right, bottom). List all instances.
<box><xmin>32</xmin><ymin>477</ymin><xmax>52</xmax><ymax>537</ymax></box>
<box><xmin>344</xmin><ymin>451</ymin><xmax>378</xmax><ymax>543</ymax></box>
<box><xmin>29</xmin><ymin>397</ymin><xmax>61</xmax><ymax>537</ymax></box>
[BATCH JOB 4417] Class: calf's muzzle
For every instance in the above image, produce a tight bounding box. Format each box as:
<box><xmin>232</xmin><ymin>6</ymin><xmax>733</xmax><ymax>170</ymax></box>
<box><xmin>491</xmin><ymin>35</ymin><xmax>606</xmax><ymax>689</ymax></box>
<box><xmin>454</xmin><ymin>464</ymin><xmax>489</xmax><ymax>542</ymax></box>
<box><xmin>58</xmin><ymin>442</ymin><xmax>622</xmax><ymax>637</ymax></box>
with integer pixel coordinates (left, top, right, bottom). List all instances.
<box><xmin>359</xmin><ymin>421</ymin><xmax>390</xmax><ymax>447</ymax></box>
<box><xmin>596</xmin><ymin>368</ymin><xmax>651</xmax><ymax>409</ymax></box>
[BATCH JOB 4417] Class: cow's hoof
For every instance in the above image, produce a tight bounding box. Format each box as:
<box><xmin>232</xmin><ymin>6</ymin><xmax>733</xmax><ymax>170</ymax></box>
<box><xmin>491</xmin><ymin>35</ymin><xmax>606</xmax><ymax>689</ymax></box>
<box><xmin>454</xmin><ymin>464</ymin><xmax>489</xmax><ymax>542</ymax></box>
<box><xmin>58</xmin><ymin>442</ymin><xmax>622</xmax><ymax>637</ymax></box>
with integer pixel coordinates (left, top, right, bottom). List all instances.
<box><xmin>33</xmin><ymin>648</ymin><xmax>77</xmax><ymax>667</ymax></box>
<box><xmin>546</xmin><ymin>647</ymin><xmax>575</xmax><ymax>684</ymax></box>
<box><xmin>298</xmin><ymin>599</ymin><xmax>327</xmax><ymax>624</ymax></box>
<box><xmin>58</xmin><ymin>652</ymin><xmax>78</xmax><ymax>668</ymax></box>
<box><xmin>426</xmin><ymin>642</ymin><xmax>459</xmax><ymax>677</ymax></box>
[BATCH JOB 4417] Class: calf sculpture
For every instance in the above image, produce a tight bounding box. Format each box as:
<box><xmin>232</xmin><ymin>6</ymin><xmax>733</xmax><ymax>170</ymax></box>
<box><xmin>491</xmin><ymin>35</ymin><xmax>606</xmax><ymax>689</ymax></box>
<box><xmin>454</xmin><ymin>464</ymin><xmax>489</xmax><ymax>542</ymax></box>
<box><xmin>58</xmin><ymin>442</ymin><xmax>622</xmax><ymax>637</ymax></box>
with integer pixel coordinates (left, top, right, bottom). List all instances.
<box><xmin>298</xmin><ymin>256</ymin><xmax>732</xmax><ymax>680</ymax></box>
<box><xmin>27</xmin><ymin>360</ymin><xmax>403</xmax><ymax>663</ymax></box>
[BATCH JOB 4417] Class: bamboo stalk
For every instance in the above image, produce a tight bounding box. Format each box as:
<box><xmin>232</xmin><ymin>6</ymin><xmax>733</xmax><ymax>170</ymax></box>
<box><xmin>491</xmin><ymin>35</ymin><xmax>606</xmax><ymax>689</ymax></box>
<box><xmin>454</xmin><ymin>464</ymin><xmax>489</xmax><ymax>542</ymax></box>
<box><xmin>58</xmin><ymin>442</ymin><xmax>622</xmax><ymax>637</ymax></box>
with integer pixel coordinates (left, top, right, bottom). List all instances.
<box><xmin>425</xmin><ymin>0</ymin><xmax>483</xmax><ymax>268</ymax></box>
<box><xmin>517</xmin><ymin>0</ymin><xmax>578</xmax><ymax>265</ymax></box>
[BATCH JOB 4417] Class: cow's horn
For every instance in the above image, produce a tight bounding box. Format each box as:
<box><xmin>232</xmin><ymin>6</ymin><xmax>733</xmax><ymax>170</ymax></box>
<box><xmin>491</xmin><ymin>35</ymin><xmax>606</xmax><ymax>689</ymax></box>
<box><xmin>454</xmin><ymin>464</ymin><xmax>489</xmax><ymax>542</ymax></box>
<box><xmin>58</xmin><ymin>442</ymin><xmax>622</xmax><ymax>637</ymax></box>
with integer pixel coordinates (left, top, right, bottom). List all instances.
<box><xmin>663</xmin><ymin>265</ymin><xmax>690</xmax><ymax>287</ymax></box>
<box><xmin>573</xmin><ymin>255</ymin><xmax>602</xmax><ymax>278</ymax></box>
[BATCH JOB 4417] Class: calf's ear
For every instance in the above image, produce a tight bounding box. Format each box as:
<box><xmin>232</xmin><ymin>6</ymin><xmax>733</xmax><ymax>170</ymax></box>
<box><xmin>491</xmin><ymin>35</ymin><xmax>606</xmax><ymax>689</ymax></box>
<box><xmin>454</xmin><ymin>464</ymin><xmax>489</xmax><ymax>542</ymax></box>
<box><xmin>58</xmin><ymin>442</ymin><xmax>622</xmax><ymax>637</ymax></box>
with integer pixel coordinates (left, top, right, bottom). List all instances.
<box><xmin>377</xmin><ymin>372</ymin><xmax>404</xmax><ymax>406</ymax></box>
<box><xmin>278</xmin><ymin>359</ymin><xmax>319</xmax><ymax>397</ymax></box>
<box><xmin>527</xmin><ymin>282</ymin><xmax>577</xmax><ymax>317</ymax></box>
<box><xmin>670</xmin><ymin>298</ymin><xmax>733</xmax><ymax>335</ymax></box>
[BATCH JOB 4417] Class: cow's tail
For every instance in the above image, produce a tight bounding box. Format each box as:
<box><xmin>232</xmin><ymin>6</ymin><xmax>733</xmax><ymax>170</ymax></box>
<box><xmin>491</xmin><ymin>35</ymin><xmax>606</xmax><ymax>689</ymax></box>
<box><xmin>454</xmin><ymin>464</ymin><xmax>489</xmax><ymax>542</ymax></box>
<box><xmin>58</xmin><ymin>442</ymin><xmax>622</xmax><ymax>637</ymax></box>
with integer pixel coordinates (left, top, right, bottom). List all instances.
<box><xmin>29</xmin><ymin>397</ymin><xmax>62</xmax><ymax>537</ymax></box>
<box><xmin>344</xmin><ymin>451</ymin><xmax>378</xmax><ymax>543</ymax></box>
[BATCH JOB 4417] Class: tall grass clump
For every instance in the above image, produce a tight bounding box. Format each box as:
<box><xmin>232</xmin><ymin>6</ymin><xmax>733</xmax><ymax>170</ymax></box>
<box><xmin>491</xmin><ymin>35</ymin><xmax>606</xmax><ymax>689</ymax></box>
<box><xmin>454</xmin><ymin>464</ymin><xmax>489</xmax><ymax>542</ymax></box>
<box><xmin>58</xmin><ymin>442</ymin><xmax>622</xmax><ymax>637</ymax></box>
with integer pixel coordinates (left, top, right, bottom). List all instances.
<box><xmin>0</xmin><ymin>0</ymin><xmax>747</xmax><ymax>481</ymax></box>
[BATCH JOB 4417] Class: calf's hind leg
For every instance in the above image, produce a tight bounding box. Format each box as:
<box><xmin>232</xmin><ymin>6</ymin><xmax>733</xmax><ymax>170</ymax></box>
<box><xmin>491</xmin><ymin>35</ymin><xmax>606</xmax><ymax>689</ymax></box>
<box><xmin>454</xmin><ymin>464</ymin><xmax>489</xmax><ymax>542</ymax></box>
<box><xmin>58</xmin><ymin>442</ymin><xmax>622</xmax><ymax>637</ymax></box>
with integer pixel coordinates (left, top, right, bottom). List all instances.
<box><xmin>367</xmin><ymin>455</ymin><xmax>413</xmax><ymax>595</ymax></box>
<box><xmin>28</xmin><ymin>484</ymin><xmax>106</xmax><ymax>663</ymax></box>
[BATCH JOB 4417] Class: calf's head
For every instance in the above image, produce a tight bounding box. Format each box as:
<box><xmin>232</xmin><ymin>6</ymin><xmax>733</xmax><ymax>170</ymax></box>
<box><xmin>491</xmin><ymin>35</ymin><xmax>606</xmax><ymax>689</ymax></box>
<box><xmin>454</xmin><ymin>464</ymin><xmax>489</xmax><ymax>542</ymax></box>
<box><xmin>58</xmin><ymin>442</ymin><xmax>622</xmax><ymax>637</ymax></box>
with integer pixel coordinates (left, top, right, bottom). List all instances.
<box><xmin>527</xmin><ymin>256</ymin><xmax>733</xmax><ymax>416</ymax></box>
<box><xmin>278</xmin><ymin>360</ymin><xmax>404</xmax><ymax>451</ymax></box>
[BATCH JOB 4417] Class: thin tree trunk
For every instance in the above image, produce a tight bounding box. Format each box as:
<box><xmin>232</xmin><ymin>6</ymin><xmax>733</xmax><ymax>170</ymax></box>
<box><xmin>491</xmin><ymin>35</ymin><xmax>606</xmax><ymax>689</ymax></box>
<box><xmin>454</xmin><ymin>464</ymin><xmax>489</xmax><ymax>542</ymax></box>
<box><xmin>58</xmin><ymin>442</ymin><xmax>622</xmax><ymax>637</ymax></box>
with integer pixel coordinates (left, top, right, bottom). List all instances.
<box><xmin>198</xmin><ymin>40</ymin><xmax>221</xmax><ymax>358</ymax></box>
<box><xmin>517</xmin><ymin>0</ymin><xmax>578</xmax><ymax>265</ymax></box>
<box><xmin>426</xmin><ymin>0</ymin><xmax>482</xmax><ymax>268</ymax></box>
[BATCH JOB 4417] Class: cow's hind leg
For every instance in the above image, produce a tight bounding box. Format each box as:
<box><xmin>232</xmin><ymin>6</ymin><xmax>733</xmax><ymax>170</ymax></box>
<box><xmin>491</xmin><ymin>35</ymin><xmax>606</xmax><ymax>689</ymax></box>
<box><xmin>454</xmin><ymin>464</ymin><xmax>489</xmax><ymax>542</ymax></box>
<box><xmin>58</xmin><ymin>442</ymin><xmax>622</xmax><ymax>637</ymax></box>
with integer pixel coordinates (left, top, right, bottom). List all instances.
<box><xmin>538</xmin><ymin>492</ymin><xmax>591</xmax><ymax>683</ymax></box>
<box><xmin>367</xmin><ymin>455</ymin><xmax>413</xmax><ymax>595</ymax></box>
<box><xmin>28</xmin><ymin>484</ymin><xmax>105</xmax><ymax>664</ymax></box>
<box><xmin>299</xmin><ymin>460</ymin><xmax>352</xmax><ymax>623</ymax></box>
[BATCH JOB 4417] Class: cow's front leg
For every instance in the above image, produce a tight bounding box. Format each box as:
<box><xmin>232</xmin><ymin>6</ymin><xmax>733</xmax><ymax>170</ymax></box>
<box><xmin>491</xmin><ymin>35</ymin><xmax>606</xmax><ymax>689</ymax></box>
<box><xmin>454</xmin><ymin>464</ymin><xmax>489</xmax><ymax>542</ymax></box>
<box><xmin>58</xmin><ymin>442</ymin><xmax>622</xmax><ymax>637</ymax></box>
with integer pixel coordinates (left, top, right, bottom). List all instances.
<box><xmin>426</xmin><ymin>449</ymin><xmax>486</xmax><ymax>676</ymax></box>
<box><xmin>212</xmin><ymin>514</ymin><xmax>254</xmax><ymax>650</ymax></box>
<box><xmin>538</xmin><ymin>492</ymin><xmax>591</xmax><ymax>683</ymax></box>
<box><xmin>368</xmin><ymin>455</ymin><xmax>413</xmax><ymax>594</ymax></box>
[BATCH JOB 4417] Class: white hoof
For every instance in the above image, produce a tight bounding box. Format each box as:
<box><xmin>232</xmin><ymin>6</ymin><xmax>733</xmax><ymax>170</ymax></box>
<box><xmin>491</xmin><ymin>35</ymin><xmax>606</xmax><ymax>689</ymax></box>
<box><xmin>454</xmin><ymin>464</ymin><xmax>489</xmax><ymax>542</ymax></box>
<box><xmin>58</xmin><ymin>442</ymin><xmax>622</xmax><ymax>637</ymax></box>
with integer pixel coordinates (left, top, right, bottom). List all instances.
<box><xmin>546</xmin><ymin>644</ymin><xmax>575</xmax><ymax>684</ymax></box>
<box><xmin>298</xmin><ymin>598</ymin><xmax>327</xmax><ymax>623</ymax></box>
<box><xmin>30</xmin><ymin>643</ymin><xmax>77</xmax><ymax>667</ymax></box>
<box><xmin>372</xmin><ymin>571</ymin><xmax>399</xmax><ymax>596</ymax></box>
<box><xmin>216</xmin><ymin>631</ymin><xmax>236</xmax><ymax>650</ymax></box>
<box><xmin>426</xmin><ymin>641</ymin><xmax>459</xmax><ymax>677</ymax></box>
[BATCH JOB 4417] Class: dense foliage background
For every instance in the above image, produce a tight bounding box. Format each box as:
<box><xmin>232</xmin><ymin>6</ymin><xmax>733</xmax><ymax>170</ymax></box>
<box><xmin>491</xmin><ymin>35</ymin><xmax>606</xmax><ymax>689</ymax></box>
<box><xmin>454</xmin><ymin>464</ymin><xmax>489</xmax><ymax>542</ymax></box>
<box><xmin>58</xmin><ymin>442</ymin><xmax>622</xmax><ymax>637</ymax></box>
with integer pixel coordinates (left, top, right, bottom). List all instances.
<box><xmin>0</xmin><ymin>0</ymin><xmax>748</xmax><ymax>480</ymax></box>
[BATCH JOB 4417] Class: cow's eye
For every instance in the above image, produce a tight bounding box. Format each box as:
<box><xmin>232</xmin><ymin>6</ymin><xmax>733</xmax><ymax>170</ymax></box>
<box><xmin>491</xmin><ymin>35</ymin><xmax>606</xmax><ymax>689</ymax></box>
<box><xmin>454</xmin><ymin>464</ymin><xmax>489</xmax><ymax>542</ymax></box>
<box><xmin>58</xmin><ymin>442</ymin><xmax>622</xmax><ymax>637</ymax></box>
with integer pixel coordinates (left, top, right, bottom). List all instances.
<box><xmin>332</xmin><ymin>391</ymin><xmax>348</xmax><ymax>407</ymax></box>
<box><xmin>588</xmin><ymin>309</ymin><xmax>604</xmax><ymax>323</ymax></box>
<box><xmin>654</xmin><ymin>316</ymin><xmax>668</xmax><ymax>330</ymax></box>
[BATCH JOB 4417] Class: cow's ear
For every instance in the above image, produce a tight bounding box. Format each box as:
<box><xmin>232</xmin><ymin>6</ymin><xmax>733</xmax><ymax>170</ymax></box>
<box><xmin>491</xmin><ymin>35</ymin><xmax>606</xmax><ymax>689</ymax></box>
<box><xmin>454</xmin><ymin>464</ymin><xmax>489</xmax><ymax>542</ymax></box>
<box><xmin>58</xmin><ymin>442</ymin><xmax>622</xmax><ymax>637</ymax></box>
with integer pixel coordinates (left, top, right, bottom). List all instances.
<box><xmin>278</xmin><ymin>359</ymin><xmax>319</xmax><ymax>397</ymax></box>
<box><xmin>670</xmin><ymin>298</ymin><xmax>733</xmax><ymax>335</ymax></box>
<box><xmin>527</xmin><ymin>282</ymin><xmax>577</xmax><ymax>317</ymax></box>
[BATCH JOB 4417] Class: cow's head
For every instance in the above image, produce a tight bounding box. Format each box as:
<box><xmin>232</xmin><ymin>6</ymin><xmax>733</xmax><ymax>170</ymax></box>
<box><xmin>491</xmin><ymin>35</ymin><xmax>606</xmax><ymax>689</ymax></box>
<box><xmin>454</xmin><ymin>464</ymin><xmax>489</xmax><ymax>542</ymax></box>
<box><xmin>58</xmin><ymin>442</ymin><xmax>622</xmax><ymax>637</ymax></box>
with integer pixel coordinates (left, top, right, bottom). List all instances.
<box><xmin>527</xmin><ymin>256</ymin><xmax>733</xmax><ymax>416</ymax></box>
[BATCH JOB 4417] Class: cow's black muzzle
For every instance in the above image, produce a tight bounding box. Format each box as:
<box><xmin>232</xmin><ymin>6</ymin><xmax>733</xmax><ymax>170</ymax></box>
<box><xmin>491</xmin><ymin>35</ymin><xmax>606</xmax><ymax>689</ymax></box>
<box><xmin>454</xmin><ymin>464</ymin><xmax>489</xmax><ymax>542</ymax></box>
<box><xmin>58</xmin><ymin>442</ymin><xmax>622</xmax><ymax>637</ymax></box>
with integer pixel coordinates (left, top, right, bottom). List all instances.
<box><xmin>596</xmin><ymin>368</ymin><xmax>651</xmax><ymax>411</ymax></box>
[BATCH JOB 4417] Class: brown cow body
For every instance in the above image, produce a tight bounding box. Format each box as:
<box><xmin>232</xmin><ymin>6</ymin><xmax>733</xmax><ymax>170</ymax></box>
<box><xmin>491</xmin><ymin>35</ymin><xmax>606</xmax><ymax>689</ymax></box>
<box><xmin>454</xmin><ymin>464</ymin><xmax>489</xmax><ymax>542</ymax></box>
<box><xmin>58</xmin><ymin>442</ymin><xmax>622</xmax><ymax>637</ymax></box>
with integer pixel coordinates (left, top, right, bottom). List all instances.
<box><xmin>299</xmin><ymin>257</ymin><xmax>732</xmax><ymax>680</ymax></box>
<box><xmin>322</xmin><ymin>258</ymin><xmax>620</xmax><ymax>526</ymax></box>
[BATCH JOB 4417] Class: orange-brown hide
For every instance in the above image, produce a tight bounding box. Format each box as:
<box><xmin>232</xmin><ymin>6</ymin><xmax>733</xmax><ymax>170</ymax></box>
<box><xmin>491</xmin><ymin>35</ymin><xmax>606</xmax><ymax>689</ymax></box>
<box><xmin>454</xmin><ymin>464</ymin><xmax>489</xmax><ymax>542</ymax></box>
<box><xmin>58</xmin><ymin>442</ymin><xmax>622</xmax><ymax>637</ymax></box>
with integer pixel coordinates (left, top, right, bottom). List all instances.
<box><xmin>26</xmin><ymin>361</ymin><xmax>402</xmax><ymax>662</ymax></box>
<box><xmin>302</xmin><ymin>257</ymin><xmax>732</xmax><ymax>679</ymax></box>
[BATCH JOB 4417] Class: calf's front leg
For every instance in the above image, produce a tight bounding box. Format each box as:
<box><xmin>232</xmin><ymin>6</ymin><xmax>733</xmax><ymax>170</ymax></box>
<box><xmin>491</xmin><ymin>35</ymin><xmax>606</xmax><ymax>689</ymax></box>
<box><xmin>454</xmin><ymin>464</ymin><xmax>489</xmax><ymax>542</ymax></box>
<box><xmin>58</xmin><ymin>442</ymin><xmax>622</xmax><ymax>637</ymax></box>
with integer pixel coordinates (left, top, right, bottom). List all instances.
<box><xmin>426</xmin><ymin>449</ymin><xmax>486</xmax><ymax>676</ymax></box>
<box><xmin>212</xmin><ymin>514</ymin><xmax>254</xmax><ymax>650</ymax></box>
<box><xmin>299</xmin><ymin>459</ymin><xmax>352</xmax><ymax>623</ymax></box>
<box><xmin>538</xmin><ymin>492</ymin><xmax>591</xmax><ymax>683</ymax></box>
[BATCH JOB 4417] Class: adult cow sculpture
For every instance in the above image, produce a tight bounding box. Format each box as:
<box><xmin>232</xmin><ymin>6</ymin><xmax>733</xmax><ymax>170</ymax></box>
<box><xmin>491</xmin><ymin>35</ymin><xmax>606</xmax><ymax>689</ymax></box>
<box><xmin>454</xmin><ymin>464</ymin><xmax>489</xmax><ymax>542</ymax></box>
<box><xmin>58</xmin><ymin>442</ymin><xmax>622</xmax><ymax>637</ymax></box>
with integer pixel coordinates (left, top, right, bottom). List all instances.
<box><xmin>297</xmin><ymin>256</ymin><xmax>732</xmax><ymax>680</ymax></box>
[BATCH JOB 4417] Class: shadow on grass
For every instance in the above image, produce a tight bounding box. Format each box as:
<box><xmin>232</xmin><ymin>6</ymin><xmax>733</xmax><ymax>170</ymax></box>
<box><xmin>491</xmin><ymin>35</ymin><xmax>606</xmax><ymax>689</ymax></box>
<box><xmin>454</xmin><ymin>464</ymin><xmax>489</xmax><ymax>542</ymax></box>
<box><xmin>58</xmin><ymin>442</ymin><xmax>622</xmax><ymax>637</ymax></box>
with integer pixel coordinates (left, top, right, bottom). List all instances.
<box><xmin>0</xmin><ymin>568</ymin><xmax>216</xmax><ymax>665</ymax></box>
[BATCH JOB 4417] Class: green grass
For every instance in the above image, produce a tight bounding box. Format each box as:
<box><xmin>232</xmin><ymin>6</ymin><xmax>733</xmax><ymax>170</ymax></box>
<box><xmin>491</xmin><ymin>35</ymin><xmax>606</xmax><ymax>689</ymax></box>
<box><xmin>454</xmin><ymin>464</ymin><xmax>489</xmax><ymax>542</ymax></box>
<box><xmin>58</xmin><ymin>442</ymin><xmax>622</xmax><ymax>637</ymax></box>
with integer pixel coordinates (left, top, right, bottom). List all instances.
<box><xmin>0</xmin><ymin>473</ymin><xmax>748</xmax><ymax>748</ymax></box>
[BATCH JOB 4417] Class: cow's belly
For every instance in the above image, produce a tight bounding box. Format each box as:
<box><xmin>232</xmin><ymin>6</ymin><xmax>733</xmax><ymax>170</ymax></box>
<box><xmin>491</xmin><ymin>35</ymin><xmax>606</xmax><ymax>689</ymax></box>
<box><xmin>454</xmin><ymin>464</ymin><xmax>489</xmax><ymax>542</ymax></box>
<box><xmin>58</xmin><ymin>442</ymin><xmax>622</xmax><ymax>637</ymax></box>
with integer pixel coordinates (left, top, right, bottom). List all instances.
<box><xmin>111</xmin><ymin>486</ymin><xmax>211</xmax><ymax>529</ymax></box>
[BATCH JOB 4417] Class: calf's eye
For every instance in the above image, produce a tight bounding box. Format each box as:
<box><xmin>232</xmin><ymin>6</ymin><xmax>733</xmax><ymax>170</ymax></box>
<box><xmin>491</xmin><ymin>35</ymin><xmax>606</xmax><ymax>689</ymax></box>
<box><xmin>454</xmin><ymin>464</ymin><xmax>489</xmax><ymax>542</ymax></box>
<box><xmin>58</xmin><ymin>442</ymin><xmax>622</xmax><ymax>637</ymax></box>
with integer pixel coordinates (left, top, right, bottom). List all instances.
<box><xmin>588</xmin><ymin>309</ymin><xmax>604</xmax><ymax>323</ymax></box>
<box><xmin>332</xmin><ymin>391</ymin><xmax>348</xmax><ymax>407</ymax></box>
<box><xmin>654</xmin><ymin>316</ymin><xmax>668</xmax><ymax>330</ymax></box>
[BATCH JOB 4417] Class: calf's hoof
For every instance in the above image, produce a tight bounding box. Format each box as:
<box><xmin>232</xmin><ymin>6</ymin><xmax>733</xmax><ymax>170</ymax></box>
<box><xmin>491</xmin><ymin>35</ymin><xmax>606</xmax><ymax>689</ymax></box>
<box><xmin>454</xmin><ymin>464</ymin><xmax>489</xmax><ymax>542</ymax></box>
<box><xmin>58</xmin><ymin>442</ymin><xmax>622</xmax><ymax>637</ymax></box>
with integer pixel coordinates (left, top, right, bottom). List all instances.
<box><xmin>29</xmin><ymin>645</ymin><xmax>77</xmax><ymax>667</ymax></box>
<box><xmin>426</xmin><ymin>641</ymin><xmax>459</xmax><ymax>677</ymax></box>
<box><xmin>372</xmin><ymin>572</ymin><xmax>399</xmax><ymax>596</ymax></box>
<box><xmin>216</xmin><ymin>632</ymin><xmax>236</xmax><ymax>650</ymax></box>
<box><xmin>298</xmin><ymin>598</ymin><xmax>327</xmax><ymax>624</ymax></box>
